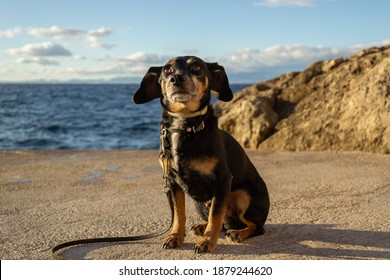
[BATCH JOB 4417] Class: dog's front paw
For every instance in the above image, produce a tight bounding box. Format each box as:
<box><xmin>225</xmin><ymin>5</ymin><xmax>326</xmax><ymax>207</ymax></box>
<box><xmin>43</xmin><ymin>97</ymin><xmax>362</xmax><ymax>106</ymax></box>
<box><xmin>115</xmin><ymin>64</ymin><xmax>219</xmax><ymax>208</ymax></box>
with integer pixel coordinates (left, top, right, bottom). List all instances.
<box><xmin>162</xmin><ymin>234</ymin><xmax>184</xmax><ymax>249</ymax></box>
<box><xmin>225</xmin><ymin>230</ymin><xmax>243</xmax><ymax>243</ymax></box>
<box><xmin>190</xmin><ymin>223</ymin><xmax>207</xmax><ymax>236</ymax></box>
<box><xmin>193</xmin><ymin>237</ymin><xmax>216</xmax><ymax>253</ymax></box>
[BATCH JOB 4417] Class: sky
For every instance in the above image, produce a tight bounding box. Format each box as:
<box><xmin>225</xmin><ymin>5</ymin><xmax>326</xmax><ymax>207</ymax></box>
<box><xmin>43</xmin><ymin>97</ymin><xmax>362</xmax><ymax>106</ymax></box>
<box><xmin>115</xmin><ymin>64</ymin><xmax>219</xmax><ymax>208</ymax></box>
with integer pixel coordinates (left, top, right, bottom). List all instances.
<box><xmin>0</xmin><ymin>0</ymin><xmax>389</xmax><ymax>83</ymax></box>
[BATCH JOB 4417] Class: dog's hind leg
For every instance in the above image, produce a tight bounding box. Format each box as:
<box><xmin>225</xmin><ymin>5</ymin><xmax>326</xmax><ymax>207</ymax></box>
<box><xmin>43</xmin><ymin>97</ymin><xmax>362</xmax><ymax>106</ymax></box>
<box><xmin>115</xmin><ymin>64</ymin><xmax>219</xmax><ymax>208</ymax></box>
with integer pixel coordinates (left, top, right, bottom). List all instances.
<box><xmin>225</xmin><ymin>221</ymin><xmax>257</xmax><ymax>243</ymax></box>
<box><xmin>190</xmin><ymin>223</ymin><xmax>208</xmax><ymax>236</ymax></box>
<box><xmin>224</xmin><ymin>189</ymin><xmax>260</xmax><ymax>243</ymax></box>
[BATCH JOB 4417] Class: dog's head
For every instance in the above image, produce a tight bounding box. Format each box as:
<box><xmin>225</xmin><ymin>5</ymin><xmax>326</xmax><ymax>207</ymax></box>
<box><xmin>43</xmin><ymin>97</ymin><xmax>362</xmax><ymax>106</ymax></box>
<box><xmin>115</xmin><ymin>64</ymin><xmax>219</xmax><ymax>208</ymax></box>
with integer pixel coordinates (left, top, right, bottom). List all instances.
<box><xmin>133</xmin><ymin>56</ymin><xmax>233</xmax><ymax>113</ymax></box>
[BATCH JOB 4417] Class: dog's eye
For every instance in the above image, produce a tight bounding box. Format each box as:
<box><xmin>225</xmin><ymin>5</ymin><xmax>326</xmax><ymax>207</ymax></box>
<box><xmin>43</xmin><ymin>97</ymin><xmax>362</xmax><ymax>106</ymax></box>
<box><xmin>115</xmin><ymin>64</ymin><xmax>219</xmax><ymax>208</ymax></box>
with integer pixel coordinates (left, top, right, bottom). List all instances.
<box><xmin>164</xmin><ymin>66</ymin><xmax>173</xmax><ymax>75</ymax></box>
<box><xmin>191</xmin><ymin>64</ymin><xmax>201</xmax><ymax>73</ymax></box>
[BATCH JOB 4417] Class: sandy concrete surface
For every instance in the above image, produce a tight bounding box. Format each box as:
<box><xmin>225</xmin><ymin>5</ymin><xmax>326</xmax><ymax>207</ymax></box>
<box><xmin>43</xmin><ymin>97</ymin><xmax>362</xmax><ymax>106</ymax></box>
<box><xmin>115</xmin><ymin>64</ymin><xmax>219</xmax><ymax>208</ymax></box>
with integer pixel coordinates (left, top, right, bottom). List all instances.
<box><xmin>1</xmin><ymin>150</ymin><xmax>389</xmax><ymax>260</ymax></box>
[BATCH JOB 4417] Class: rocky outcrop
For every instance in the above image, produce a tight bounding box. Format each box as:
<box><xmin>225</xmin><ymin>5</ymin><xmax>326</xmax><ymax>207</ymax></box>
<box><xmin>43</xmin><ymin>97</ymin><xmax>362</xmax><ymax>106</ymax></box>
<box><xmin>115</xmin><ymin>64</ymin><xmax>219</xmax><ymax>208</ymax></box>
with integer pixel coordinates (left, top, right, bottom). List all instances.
<box><xmin>215</xmin><ymin>45</ymin><xmax>390</xmax><ymax>154</ymax></box>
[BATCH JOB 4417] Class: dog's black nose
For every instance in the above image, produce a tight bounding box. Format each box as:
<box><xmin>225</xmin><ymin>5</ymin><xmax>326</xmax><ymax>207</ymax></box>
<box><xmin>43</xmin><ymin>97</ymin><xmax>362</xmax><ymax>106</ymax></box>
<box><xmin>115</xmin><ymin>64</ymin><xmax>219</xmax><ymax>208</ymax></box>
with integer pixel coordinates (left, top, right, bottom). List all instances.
<box><xmin>170</xmin><ymin>74</ymin><xmax>185</xmax><ymax>85</ymax></box>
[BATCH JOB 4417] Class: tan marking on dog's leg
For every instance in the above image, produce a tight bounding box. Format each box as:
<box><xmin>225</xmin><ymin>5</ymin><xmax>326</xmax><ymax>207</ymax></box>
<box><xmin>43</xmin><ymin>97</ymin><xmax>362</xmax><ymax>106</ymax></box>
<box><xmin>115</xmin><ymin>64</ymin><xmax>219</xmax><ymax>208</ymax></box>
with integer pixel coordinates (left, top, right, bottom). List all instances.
<box><xmin>226</xmin><ymin>222</ymin><xmax>256</xmax><ymax>243</ymax></box>
<box><xmin>226</xmin><ymin>189</ymin><xmax>250</xmax><ymax>216</ymax></box>
<box><xmin>189</xmin><ymin>157</ymin><xmax>218</xmax><ymax>176</ymax></box>
<box><xmin>163</xmin><ymin>188</ymin><xmax>186</xmax><ymax>249</ymax></box>
<box><xmin>194</xmin><ymin>197</ymin><xmax>228</xmax><ymax>253</ymax></box>
<box><xmin>225</xmin><ymin>190</ymin><xmax>257</xmax><ymax>243</ymax></box>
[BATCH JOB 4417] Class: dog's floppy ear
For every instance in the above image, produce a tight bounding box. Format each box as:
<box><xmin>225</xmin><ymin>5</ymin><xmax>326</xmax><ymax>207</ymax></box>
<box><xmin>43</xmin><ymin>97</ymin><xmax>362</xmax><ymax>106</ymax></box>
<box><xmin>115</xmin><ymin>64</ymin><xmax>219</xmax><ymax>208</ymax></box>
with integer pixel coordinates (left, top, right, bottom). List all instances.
<box><xmin>206</xmin><ymin>63</ymin><xmax>233</xmax><ymax>102</ymax></box>
<box><xmin>133</xmin><ymin>66</ymin><xmax>163</xmax><ymax>104</ymax></box>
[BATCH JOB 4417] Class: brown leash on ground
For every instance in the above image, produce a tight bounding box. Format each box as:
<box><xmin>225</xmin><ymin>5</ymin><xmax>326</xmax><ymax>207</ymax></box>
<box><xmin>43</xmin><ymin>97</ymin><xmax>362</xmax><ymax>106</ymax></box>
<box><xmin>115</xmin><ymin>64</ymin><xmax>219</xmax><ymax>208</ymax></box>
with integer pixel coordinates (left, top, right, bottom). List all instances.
<box><xmin>51</xmin><ymin>187</ymin><xmax>174</xmax><ymax>260</ymax></box>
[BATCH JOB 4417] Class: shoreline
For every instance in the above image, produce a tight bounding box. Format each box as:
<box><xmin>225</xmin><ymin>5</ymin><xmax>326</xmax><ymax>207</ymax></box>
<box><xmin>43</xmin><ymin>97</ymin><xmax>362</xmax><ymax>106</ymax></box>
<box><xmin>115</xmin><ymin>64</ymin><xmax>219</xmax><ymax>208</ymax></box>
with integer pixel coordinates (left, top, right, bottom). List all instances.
<box><xmin>1</xmin><ymin>150</ymin><xmax>389</xmax><ymax>259</ymax></box>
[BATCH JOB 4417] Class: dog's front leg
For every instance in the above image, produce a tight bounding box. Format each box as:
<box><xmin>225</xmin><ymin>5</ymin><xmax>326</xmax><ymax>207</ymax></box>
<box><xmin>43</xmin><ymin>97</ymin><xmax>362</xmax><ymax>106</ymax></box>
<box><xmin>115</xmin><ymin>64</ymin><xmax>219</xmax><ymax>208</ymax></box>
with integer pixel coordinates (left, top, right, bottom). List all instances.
<box><xmin>194</xmin><ymin>190</ymin><xmax>229</xmax><ymax>253</ymax></box>
<box><xmin>163</xmin><ymin>184</ymin><xmax>186</xmax><ymax>249</ymax></box>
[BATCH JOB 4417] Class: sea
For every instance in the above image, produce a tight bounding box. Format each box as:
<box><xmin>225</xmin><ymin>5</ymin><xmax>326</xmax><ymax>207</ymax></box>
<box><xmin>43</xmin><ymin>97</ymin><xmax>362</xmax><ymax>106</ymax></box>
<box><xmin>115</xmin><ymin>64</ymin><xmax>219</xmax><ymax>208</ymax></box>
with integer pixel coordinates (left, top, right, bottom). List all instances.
<box><xmin>0</xmin><ymin>84</ymin><xmax>250</xmax><ymax>150</ymax></box>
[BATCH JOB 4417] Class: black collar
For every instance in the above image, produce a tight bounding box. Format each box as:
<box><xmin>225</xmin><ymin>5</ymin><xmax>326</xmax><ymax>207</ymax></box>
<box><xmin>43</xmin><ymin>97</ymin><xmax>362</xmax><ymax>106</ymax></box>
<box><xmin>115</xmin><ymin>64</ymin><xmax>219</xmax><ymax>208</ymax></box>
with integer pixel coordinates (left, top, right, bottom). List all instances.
<box><xmin>166</xmin><ymin>105</ymin><xmax>208</xmax><ymax>119</ymax></box>
<box><xmin>162</xmin><ymin>106</ymin><xmax>209</xmax><ymax>134</ymax></box>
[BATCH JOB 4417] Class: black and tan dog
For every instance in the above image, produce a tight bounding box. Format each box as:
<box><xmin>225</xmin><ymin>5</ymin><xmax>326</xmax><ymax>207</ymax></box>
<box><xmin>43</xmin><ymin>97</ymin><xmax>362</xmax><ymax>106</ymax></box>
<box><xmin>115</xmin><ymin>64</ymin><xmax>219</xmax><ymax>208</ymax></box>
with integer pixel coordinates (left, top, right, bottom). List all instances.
<box><xmin>133</xmin><ymin>56</ymin><xmax>269</xmax><ymax>253</ymax></box>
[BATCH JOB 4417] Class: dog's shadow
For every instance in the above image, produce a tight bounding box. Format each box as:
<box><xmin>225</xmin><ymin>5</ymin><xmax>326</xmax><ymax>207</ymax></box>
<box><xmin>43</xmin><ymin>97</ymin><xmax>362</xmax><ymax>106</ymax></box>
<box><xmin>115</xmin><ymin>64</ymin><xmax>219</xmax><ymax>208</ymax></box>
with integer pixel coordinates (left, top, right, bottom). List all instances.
<box><xmin>214</xmin><ymin>224</ymin><xmax>390</xmax><ymax>259</ymax></box>
<box><xmin>55</xmin><ymin>224</ymin><xmax>390</xmax><ymax>259</ymax></box>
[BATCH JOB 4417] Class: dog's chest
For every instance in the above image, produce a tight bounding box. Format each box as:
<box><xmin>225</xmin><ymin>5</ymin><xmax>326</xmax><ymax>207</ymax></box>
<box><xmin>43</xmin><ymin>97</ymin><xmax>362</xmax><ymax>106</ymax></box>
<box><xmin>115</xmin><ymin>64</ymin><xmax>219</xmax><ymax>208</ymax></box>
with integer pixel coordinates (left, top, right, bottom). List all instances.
<box><xmin>163</xmin><ymin>121</ymin><xmax>217</xmax><ymax>201</ymax></box>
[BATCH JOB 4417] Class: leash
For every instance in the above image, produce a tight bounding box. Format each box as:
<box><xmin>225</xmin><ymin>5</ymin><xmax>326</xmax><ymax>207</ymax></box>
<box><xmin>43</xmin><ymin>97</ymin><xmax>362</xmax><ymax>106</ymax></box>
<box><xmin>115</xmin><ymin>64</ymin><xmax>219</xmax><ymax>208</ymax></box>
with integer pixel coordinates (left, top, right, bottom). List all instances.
<box><xmin>51</xmin><ymin>187</ymin><xmax>174</xmax><ymax>260</ymax></box>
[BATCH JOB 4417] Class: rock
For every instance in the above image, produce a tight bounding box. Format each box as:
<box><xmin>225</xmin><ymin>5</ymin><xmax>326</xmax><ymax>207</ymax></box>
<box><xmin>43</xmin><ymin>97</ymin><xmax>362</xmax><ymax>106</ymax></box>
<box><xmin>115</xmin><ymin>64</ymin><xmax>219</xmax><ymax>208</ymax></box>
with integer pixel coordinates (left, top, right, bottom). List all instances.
<box><xmin>217</xmin><ymin>89</ymin><xmax>278</xmax><ymax>148</ymax></box>
<box><xmin>215</xmin><ymin>45</ymin><xmax>390</xmax><ymax>154</ymax></box>
<box><xmin>322</xmin><ymin>57</ymin><xmax>345</xmax><ymax>72</ymax></box>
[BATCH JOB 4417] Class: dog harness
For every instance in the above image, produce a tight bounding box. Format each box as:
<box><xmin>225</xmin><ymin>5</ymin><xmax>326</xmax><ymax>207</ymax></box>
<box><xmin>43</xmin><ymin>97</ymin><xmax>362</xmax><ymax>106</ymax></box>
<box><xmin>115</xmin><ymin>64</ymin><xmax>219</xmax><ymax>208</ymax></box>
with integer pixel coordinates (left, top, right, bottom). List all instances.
<box><xmin>160</xmin><ymin>105</ymin><xmax>209</xmax><ymax>179</ymax></box>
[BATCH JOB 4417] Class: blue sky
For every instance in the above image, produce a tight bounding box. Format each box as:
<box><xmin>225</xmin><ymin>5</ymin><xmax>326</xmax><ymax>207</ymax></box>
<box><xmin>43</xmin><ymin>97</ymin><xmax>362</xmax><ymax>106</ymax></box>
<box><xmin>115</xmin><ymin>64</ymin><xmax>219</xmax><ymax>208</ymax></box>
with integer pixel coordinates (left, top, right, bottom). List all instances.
<box><xmin>0</xmin><ymin>0</ymin><xmax>389</xmax><ymax>83</ymax></box>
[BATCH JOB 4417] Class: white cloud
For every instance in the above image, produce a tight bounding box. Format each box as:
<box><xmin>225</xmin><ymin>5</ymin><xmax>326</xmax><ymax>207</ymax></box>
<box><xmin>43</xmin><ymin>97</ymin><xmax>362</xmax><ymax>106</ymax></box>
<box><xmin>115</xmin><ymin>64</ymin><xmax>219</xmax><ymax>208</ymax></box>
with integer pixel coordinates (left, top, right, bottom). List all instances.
<box><xmin>110</xmin><ymin>51</ymin><xmax>169</xmax><ymax>68</ymax></box>
<box><xmin>0</xmin><ymin>27</ymin><xmax>22</xmax><ymax>38</ymax></box>
<box><xmin>67</xmin><ymin>52</ymin><xmax>170</xmax><ymax>77</ymax></box>
<box><xmin>253</xmin><ymin>0</ymin><xmax>316</xmax><ymax>7</ymax></box>
<box><xmin>73</xmin><ymin>55</ymin><xmax>86</xmax><ymax>61</ymax></box>
<box><xmin>27</xmin><ymin>26</ymin><xmax>83</xmax><ymax>39</ymax></box>
<box><xmin>16</xmin><ymin>57</ymin><xmax>59</xmax><ymax>66</ymax></box>
<box><xmin>27</xmin><ymin>25</ymin><xmax>115</xmax><ymax>49</ymax></box>
<box><xmin>7</xmin><ymin>42</ymin><xmax>72</xmax><ymax>57</ymax></box>
<box><xmin>66</xmin><ymin>64</ymin><xmax>135</xmax><ymax>77</ymax></box>
<box><xmin>220</xmin><ymin>44</ymin><xmax>364</xmax><ymax>72</ymax></box>
<box><xmin>125</xmin><ymin>52</ymin><xmax>170</xmax><ymax>64</ymax></box>
<box><xmin>219</xmin><ymin>40</ymin><xmax>390</xmax><ymax>75</ymax></box>
<box><xmin>86</xmin><ymin>39</ymin><xmax>116</xmax><ymax>50</ymax></box>
<box><xmin>85</xmin><ymin>27</ymin><xmax>116</xmax><ymax>49</ymax></box>
<box><xmin>87</xmin><ymin>27</ymin><xmax>111</xmax><ymax>38</ymax></box>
